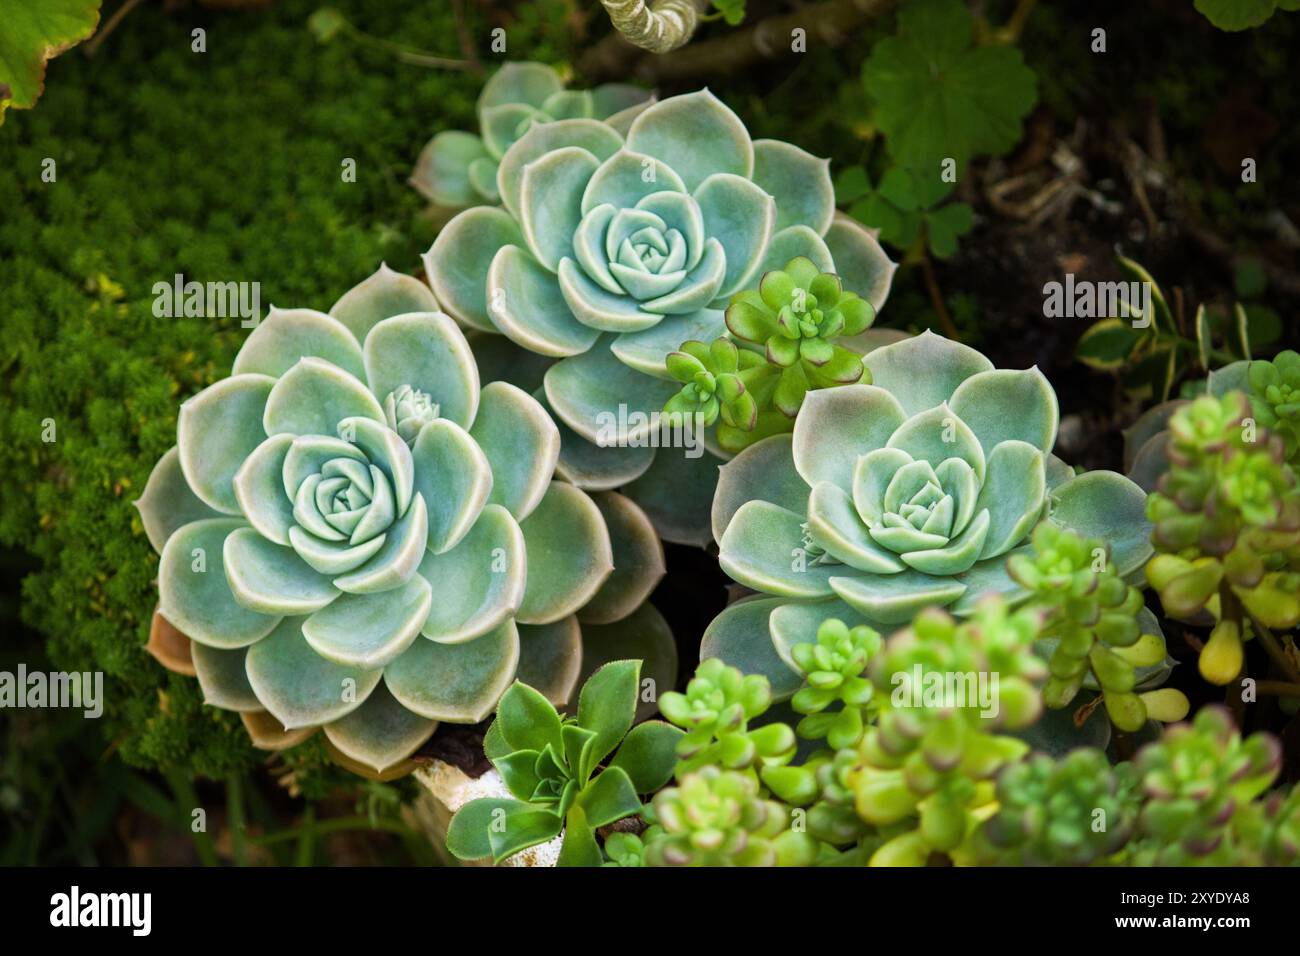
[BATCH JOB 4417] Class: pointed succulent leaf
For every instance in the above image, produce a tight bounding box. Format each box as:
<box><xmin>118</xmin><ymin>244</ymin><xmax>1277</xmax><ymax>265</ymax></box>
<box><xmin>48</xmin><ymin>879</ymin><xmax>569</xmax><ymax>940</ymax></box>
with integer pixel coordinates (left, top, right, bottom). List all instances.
<box><xmin>322</xmin><ymin>683</ymin><xmax>437</xmax><ymax>773</ymax></box>
<box><xmin>329</xmin><ymin>264</ymin><xmax>440</xmax><ymax>343</ymax></box>
<box><xmin>518</xmin><ymin>482</ymin><xmax>614</xmax><ymax>624</ymax></box>
<box><xmin>177</xmin><ymin>373</ymin><xmax>276</xmax><ymax>514</ymax></box>
<box><xmin>245</xmin><ymin>617</ymin><xmax>382</xmax><ymax>729</ymax></box>
<box><xmin>136</xmin><ymin>447</ymin><xmax>222</xmax><ymax>554</ymax></box>
<box><xmin>418</xmin><ymin>504</ymin><xmax>525</xmax><ymax>643</ymax></box>
<box><xmin>191</xmin><ymin>643</ymin><xmax>261</xmax><ymax>712</ymax></box>
<box><xmin>469</xmin><ymin>382</ymin><xmax>561</xmax><ymax>521</ymax></box>
<box><xmin>233</xmin><ymin>308</ymin><xmax>365</xmax><ymax>381</ymax></box>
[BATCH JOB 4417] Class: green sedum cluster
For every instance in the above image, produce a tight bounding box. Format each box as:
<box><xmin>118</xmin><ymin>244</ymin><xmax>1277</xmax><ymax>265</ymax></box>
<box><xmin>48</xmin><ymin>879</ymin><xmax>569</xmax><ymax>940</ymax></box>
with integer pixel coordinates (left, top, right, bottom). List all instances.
<box><xmin>788</xmin><ymin>618</ymin><xmax>882</xmax><ymax>749</ymax></box>
<box><xmin>1145</xmin><ymin>392</ymin><xmax>1300</xmax><ymax>683</ymax></box>
<box><xmin>1247</xmin><ymin>349</ymin><xmax>1300</xmax><ymax>461</ymax></box>
<box><xmin>1009</xmin><ymin>523</ymin><xmax>1186</xmax><ymax>731</ymax></box>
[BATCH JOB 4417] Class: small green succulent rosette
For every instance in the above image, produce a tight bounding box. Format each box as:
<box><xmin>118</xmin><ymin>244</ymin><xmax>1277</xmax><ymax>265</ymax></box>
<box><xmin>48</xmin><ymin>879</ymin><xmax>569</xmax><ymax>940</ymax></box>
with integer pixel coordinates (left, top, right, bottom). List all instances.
<box><xmin>411</xmin><ymin>62</ymin><xmax>654</xmax><ymax>209</ymax></box>
<box><xmin>424</xmin><ymin>86</ymin><xmax>896</xmax><ymax>545</ymax></box>
<box><xmin>702</xmin><ymin>331</ymin><xmax>1153</xmax><ymax>693</ymax></box>
<box><xmin>135</xmin><ymin>267</ymin><xmax>671</xmax><ymax>775</ymax></box>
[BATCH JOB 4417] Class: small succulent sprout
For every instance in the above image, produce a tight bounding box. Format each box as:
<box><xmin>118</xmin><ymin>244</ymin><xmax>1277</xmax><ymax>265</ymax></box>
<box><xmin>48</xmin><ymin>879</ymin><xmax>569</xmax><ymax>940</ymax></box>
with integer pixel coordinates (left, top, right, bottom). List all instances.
<box><xmin>411</xmin><ymin>62</ymin><xmax>654</xmax><ymax>208</ymax></box>
<box><xmin>708</xmin><ymin>332</ymin><xmax>1153</xmax><ymax>694</ymax></box>
<box><xmin>425</xmin><ymin>83</ymin><xmax>895</xmax><ymax>544</ymax></box>
<box><xmin>1131</xmin><ymin>705</ymin><xmax>1282</xmax><ymax>865</ymax></box>
<box><xmin>788</xmin><ymin>618</ymin><xmax>882</xmax><ymax>748</ymax></box>
<box><xmin>446</xmin><ymin>660</ymin><xmax>684</xmax><ymax>865</ymax></box>
<box><xmin>642</xmin><ymin>766</ymin><xmax>816</xmax><ymax>866</ymax></box>
<box><xmin>664</xmin><ymin>338</ymin><xmax>764</xmax><ymax>431</ymax></box>
<box><xmin>134</xmin><ymin>266</ymin><xmax>649</xmax><ymax>776</ymax></box>
<box><xmin>658</xmin><ymin>658</ymin><xmax>795</xmax><ymax>772</ymax></box>
<box><xmin>1256</xmin><ymin>787</ymin><xmax>1300</xmax><ymax>866</ymax></box>
<box><xmin>1009</xmin><ymin>523</ymin><xmax>1185</xmax><ymax>732</ymax></box>
<box><xmin>601</xmin><ymin>830</ymin><xmax>648</xmax><ymax>867</ymax></box>
<box><xmin>1247</xmin><ymin>349</ymin><xmax>1300</xmax><ymax>460</ymax></box>
<box><xmin>725</xmin><ymin>256</ymin><xmax>875</xmax><ymax>416</ymax></box>
<box><xmin>976</xmin><ymin>750</ymin><xmax>1139</xmax><ymax>866</ymax></box>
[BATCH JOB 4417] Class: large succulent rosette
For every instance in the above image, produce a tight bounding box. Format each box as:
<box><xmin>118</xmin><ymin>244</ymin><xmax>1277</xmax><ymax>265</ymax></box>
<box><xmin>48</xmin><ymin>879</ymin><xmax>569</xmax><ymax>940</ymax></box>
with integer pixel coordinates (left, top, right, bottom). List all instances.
<box><xmin>411</xmin><ymin>62</ymin><xmax>654</xmax><ymax>208</ymax></box>
<box><xmin>136</xmin><ymin>268</ymin><xmax>673</xmax><ymax>775</ymax></box>
<box><xmin>425</xmin><ymin>85</ymin><xmax>896</xmax><ymax>545</ymax></box>
<box><xmin>701</xmin><ymin>332</ymin><xmax>1153</xmax><ymax>696</ymax></box>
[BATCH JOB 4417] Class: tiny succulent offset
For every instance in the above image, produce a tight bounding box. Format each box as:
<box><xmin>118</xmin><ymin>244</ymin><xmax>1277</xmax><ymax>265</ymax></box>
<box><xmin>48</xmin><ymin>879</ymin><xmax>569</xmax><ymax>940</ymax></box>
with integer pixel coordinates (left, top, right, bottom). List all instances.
<box><xmin>703</xmin><ymin>331</ymin><xmax>1153</xmax><ymax>691</ymax></box>
<box><xmin>134</xmin><ymin>266</ymin><xmax>667</xmax><ymax>775</ymax></box>
<box><xmin>445</xmin><ymin>660</ymin><xmax>681</xmax><ymax>865</ymax></box>
<box><xmin>411</xmin><ymin>62</ymin><xmax>654</xmax><ymax>208</ymax></box>
<box><xmin>424</xmin><ymin>74</ymin><xmax>895</xmax><ymax>544</ymax></box>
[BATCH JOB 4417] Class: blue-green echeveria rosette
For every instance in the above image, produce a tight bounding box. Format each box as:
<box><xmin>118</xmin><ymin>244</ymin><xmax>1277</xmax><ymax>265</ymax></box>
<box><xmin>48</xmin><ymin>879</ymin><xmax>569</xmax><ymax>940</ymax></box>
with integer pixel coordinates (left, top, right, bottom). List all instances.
<box><xmin>703</xmin><ymin>332</ymin><xmax>1154</xmax><ymax>691</ymax></box>
<box><xmin>425</xmin><ymin>85</ymin><xmax>896</xmax><ymax>545</ymax></box>
<box><xmin>411</xmin><ymin>62</ymin><xmax>654</xmax><ymax>208</ymax></box>
<box><xmin>133</xmin><ymin>266</ymin><xmax>665</xmax><ymax>776</ymax></box>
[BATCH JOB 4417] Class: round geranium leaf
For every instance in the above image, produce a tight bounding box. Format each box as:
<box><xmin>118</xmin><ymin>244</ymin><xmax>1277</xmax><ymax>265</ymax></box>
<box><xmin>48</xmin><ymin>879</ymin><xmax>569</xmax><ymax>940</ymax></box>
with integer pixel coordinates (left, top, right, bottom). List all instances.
<box><xmin>384</xmin><ymin>619</ymin><xmax>520</xmax><ymax>723</ymax></box>
<box><xmin>262</xmin><ymin>358</ymin><xmax>384</xmax><ymax>437</ymax></box>
<box><xmin>302</xmin><ymin>574</ymin><xmax>432</xmax><ymax>669</ymax></box>
<box><xmin>177</xmin><ymin>373</ymin><xmax>276</xmax><ymax>514</ymax></box>
<box><xmin>232</xmin><ymin>308</ymin><xmax>365</xmax><ymax>381</ymax></box>
<box><xmin>578</xmin><ymin>492</ymin><xmax>666</xmax><ymax>625</ymax></box>
<box><xmin>364</xmin><ymin>312</ymin><xmax>480</xmax><ymax>430</ymax></box>
<box><xmin>469</xmin><ymin>381</ymin><xmax>561</xmax><ymax>522</ymax></box>
<box><xmin>323</xmin><ymin>682</ymin><xmax>438</xmax><ymax>773</ymax></box>
<box><xmin>191</xmin><ymin>643</ymin><xmax>261</xmax><ymax>712</ymax></box>
<box><xmin>158</xmin><ymin>518</ymin><xmax>281</xmax><ymax>649</ymax></box>
<box><xmin>136</xmin><ymin>446</ymin><xmax>221</xmax><ymax>554</ymax></box>
<box><xmin>418</xmin><ymin>504</ymin><xmax>526</xmax><ymax>644</ymax></box>
<box><xmin>625</xmin><ymin>90</ymin><xmax>754</xmax><ymax>192</ymax></box>
<box><xmin>245</xmin><ymin>616</ymin><xmax>383</xmax><ymax>729</ymax></box>
<box><xmin>517</xmin><ymin>482</ymin><xmax>614</xmax><ymax>625</ymax></box>
<box><xmin>329</xmin><ymin>263</ymin><xmax>440</xmax><ymax>345</ymax></box>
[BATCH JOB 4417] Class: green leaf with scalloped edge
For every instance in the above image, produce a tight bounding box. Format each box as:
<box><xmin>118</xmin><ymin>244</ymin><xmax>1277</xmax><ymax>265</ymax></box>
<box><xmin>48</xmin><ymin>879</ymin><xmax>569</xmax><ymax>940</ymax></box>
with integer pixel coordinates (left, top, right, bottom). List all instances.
<box><xmin>0</xmin><ymin>1</ymin><xmax>101</xmax><ymax>125</ymax></box>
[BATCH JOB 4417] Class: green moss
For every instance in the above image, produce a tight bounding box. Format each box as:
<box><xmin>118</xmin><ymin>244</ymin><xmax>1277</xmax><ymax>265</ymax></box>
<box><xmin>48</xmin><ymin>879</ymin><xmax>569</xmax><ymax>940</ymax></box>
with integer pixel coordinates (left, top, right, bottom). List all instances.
<box><xmin>0</xmin><ymin>0</ymin><xmax>577</xmax><ymax>782</ymax></box>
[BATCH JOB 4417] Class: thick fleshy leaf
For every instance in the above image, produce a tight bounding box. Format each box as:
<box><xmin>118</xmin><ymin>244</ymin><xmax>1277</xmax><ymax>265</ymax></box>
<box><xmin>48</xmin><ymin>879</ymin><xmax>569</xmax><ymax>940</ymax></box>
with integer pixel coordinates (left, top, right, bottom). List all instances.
<box><xmin>625</xmin><ymin>90</ymin><xmax>753</xmax><ymax>192</ymax></box>
<box><xmin>557</xmin><ymin>257</ymin><xmax>663</xmax><ymax>333</ymax></box>
<box><xmin>769</xmin><ymin>599</ymin><xmax>890</xmax><ymax>674</ymax></box>
<box><xmin>543</xmin><ymin>337</ymin><xmax>678</xmax><ymax>443</ymax></box>
<box><xmin>578</xmin><ymin>492</ymin><xmax>666</xmax><ymax>625</ymax></box>
<box><xmin>232</xmin><ymin>434</ymin><xmax>295</xmax><ymax>545</ymax></box>
<box><xmin>621</xmin><ymin>444</ymin><xmax>724</xmax><ymax>548</ymax></box>
<box><xmin>807</xmin><ymin>481</ymin><xmax>907</xmax><ymax>573</ymax></box>
<box><xmin>712</xmin><ymin>433</ymin><xmax>808</xmax><ymax>543</ymax></box>
<box><xmin>410</xmin><ymin>130</ymin><xmax>491</xmax><ymax>207</ymax></box>
<box><xmin>496</xmin><ymin>119</ymin><xmax>624</xmax><ymax>218</ymax></box>
<box><xmin>516</xmin><ymin>616</ymin><xmax>583</xmax><ymax>707</ymax></box>
<box><xmin>333</xmin><ymin>493</ymin><xmax>430</xmax><ymax>593</ymax></box>
<box><xmin>610</xmin><ymin>308</ymin><xmax>727</xmax><ymax>379</ymax></box>
<box><xmin>385</xmin><ymin>619</ymin><xmax>520</xmax><ymax>722</ymax></box>
<box><xmin>719</xmin><ymin>500</ymin><xmax>835</xmax><ymax>597</ymax></box>
<box><xmin>158</xmin><ymin>519</ymin><xmax>281</xmax><ymax>649</ymax></box>
<box><xmin>146</xmin><ymin>610</ymin><xmax>196</xmax><ymax>676</ymax></box>
<box><xmin>699</xmin><ymin>597</ymin><xmax>803</xmax><ymax>699</ymax></box>
<box><xmin>885</xmin><ymin>403</ymin><xmax>986</xmax><ymax>481</ymax></box>
<box><xmin>581</xmin><ymin>149</ymin><xmax>687</xmax><ymax>215</ymax></box>
<box><xmin>322</xmin><ymin>682</ymin><xmax>437</xmax><ymax>773</ymax></box>
<box><xmin>830</xmin><ymin>570</ymin><xmax>967</xmax><ymax>624</ymax></box>
<box><xmin>518</xmin><ymin>482</ymin><xmax>614</xmax><ymax>624</ymax></box>
<box><xmin>641</xmin><ymin>239</ymin><xmax>726</xmax><ymax>314</ymax></box>
<box><xmin>424</xmin><ymin>207</ymin><xmax>525</xmax><ymax>333</ymax></box>
<box><xmin>411</xmin><ymin>420</ymin><xmax>493</xmax><ymax>554</ymax></box>
<box><xmin>488</xmin><ymin>245</ymin><xmax>603</xmax><ymax>356</ymax></box>
<box><xmin>1122</xmin><ymin>400</ymin><xmax>1186</xmax><ymax>472</ymax></box>
<box><xmin>340</xmin><ymin>416</ymin><xmax>415</xmax><ymax>516</ymax></box>
<box><xmin>792</xmin><ymin>385</ymin><xmax>908</xmax><ymax>490</ymax></box>
<box><xmin>177</xmin><ymin>374</ymin><xmax>275</xmax><ymax>514</ymax></box>
<box><xmin>1205</xmin><ymin>359</ymin><xmax>1251</xmax><ymax>397</ymax></box>
<box><xmin>751</xmin><ymin>139</ymin><xmax>835</xmax><ymax>234</ymax></box>
<box><xmin>694</xmin><ymin>172</ymin><xmax>776</xmax><ymax>298</ymax></box>
<box><xmin>241</xmin><ymin>710</ymin><xmax>317</xmax><ymax>751</ymax></box>
<box><xmin>553</xmin><ymin>413</ymin><xmax>655</xmax><ymax>489</ymax></box>
<box><xmin>1048</xmin><ymin>471</ymin><xmax>1154</xmax><ymax>578</ymax></box>
<box><xmin>610</xmin><ymin>720</ymin><xmax>683</xmax><ymax>792</ymax></box>
<box><xmin>262</xmin><ymin>358</ymin><xmax>383</xmax><ymax>437</ymax></box>
<box><xmin>302</xmin><ymin>575</ymin><xmax>432</xmax><ymax>669</ymax></box>
<box><xmin>191</xmin><ymin>643</ymin><xmax>260</xmax><ymax>712</ymax></box>
<box><xmin>1046</xmin><ymin>454</ymin><xmax>1076</xmax><ymax>491</ymax></box>
<box><xmin>418</xmin><ymin>504</ymin><xmax>525</xmax><ymax>644</ymax></box>
<box><xmin>477</xmin><ymin>62</ymin><xmax>564</xmax><ymax>119</ymax></box>
<box><xmin>481</xmin><ymin>102</ymin><xmax>546</xmax><ymax>158</ymax></box>
<box><xmin>469</xmin><ymin>330</ymin><xmax>555</xmax><ymax>394</ymax></box>
<box><xmin>233</xmin><ymin>308</ymin><xmax>365</xmax><ymax>381</ymax></box>
<box><xmin>223</xmin><ymin>527</ymin><xmax>341</xmax><ymax>614</ymax></box>
<box><xmin>576</xmin><ymin>659</ymin><xmax>640</xmax><ymax>775</ymax></box>
<box><xmin>444</xmin><ymin>796</ymin><xmax>537</xmax><ymax>861</ymax></box>
<box><xmin>948</xmin><ymin>549</ymin><xmax>1030</xmax><ymax>615</ymax></box>
<box><xmin>520</xmin><ymin>146</ymin><xmax>600</xmax><ymax>270</ymax></box>
<box><xmin>948</xmin><ymin>368</ymin><xmax>1059</xmax><ymax>457</ymax></box>
<box><xmin>574</xmin><ymin>602</ymin><xmax>677</xmax><ymax>722</ymax></box>
<box><xmin>862</xmin><ymin>330</ymin><xmax>993</xmax><ymax>417</ymax></box>
<box><xmin>330</xmin><ymin>264</ymin><xmax>440</xmax><ymax>344</ymax></box>
<box><xmin>899</xmin><ymin>508</ymin><xmax>990</xmax><ymax>575</ymax></box>
<box><xmin>852</xmin><ymin>448</ymin><xmax>915</xmax><ymax>527</ymax></box>
<box><xmin>824</xmin><ymin>213</ymin><xmax>897</xmax><ymax>312</ymax></box>
<box><xmin>973</xmin><ymin>440</ymin><xmax>1046</xmax><ymax>559</ymax></box>
<box><xmin>136</xmin><ymin>447</ymin><xmax>222</xmax><ymax>554</ymax></box>
<box><xmin>245</xmin><ymin>616</ymin><xmax>382</xmax><ymax>729</ymax></box>
<box><xmin>364</xmin><ymin>312</ymin><xmax>480</xmax><ymax>429</ymax></box>
<box><xmin>469</xmin><ymin>382</ymin><xmax>560</xmax><ymax>522</ymax></box>
<box><xmin>759</xmin><ymin>225</ymin><xmax>835</xmax><ymax>277</ymax></box>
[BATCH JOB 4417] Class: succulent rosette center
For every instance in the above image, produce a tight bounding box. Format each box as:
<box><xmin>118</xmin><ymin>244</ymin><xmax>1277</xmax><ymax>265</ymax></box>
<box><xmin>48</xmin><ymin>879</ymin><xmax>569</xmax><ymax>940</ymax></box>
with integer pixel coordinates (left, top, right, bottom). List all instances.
<box><xmin>384</xmin><ymin>384</ymin><xmax>440</xmax><ymax>445</ymax></box>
